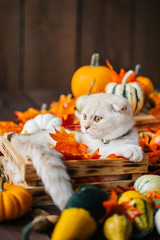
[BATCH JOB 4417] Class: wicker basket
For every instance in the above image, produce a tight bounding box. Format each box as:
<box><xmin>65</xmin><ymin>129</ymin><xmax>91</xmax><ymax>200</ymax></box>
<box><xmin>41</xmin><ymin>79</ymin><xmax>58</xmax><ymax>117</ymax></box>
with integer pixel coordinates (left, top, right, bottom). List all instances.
<box><xmin>0</xmin><ymin>132</ymin><xmax>148</xmax><ymax>206</ymax></box>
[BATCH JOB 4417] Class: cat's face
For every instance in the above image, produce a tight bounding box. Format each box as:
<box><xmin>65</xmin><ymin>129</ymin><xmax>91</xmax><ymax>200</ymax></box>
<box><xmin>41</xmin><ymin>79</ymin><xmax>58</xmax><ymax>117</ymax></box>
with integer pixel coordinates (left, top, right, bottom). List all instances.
<box><xmin>80</xmin><ymin>93</ymin><xmax>134</xmax><ymax>140</ymax></box>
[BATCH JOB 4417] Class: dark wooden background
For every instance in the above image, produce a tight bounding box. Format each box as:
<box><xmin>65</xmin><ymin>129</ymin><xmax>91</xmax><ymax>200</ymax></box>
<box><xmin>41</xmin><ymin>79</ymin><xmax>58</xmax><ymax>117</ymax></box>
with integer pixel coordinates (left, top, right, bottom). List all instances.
<box><xmin>0</xmin><ymin>0</ymin><xmax>160</xmax><ymax>93</ymax></box>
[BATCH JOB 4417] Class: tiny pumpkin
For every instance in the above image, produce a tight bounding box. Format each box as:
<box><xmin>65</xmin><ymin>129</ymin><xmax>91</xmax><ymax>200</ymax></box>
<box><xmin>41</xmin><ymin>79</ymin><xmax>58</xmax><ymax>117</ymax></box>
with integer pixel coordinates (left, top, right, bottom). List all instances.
<box><xmin>134</xmin><ymin>174</ymin><xmax>160</xmax><ymax>194</ymax></box>
<box><xmin>0</xmin><ymin>174</ymin><xmax>33</xmax><ymax>222</ymax></box>
<box><xmin>71</xmin><ymin>53</ymin><xmax>112</xmax><ymax>98</ymax></box>
<box><xmin>105</xmin><ymin>70</ymin><xmax>144</xmax><ymax>115</ymax></box>
<box><xmin>103</xmin><ymin>214</ymin><xmax>132</xmax><ymax>240</ymax></box>
<box><xmin>22</xmin><ymin>113</ymin><xmax>62</xmax><ymax>133</ymax></box>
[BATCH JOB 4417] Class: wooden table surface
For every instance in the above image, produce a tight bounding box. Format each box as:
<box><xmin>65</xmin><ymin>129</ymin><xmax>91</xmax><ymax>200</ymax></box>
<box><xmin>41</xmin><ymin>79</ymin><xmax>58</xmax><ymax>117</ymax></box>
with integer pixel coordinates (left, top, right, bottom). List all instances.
<box><xmin>0</xmin><ymin>90</ymin><xmax>159</xmax><ymax>240</ymax></box>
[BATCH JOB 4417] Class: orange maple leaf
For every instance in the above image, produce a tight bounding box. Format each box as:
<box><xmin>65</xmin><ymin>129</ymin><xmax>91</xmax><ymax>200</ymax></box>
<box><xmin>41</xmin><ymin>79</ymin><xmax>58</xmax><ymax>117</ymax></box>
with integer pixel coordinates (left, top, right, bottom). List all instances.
<box><xmin>15</xmin><ymin>108</ymin><xmax>41</xmax><ymax>124</ymax></box>
<box><xmin>49</xmin><ymin>127</ymin><xmax>101</xmax><ymax>160</ymax></box>
<box><xmin>0</xmin><ymin>121</ymin><xmax>23</xmax><ymax>134</ymax></box>
<box><xmin>139</xmin><ymin>133</ymin><xmax>151</xmax><ymax>151</ymax></box>
<box><xmin>102</xmin><ymin>191</ymin><xmax>142</xmax><ymax>221</ymax></box>
<box><xmin>50</xmin><ymin>94</ymin><xmax>76</xmax><ymax>120</ymax></box>
<box><xmin>106</xmin><ymin>60</ymin><xmax>136</xmax><ymax>84</ymax></box>
<box><xmin>49</xmin><ymin>127</ymin><xmax>88</xmax><ymax>157</ymax></box>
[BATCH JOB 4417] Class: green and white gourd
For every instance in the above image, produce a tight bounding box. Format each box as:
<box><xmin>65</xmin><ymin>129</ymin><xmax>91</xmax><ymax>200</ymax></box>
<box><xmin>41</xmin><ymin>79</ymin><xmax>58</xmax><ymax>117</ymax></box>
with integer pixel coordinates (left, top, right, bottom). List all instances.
<box><xmin>22</xmin><ymin>113</ymin><xmax>62</xmax><ymax>134</ymax></box>
<box><xmin>134</xmin><ymin>174</ymin><xmax>160</xmax><ymax>195</ymax></box>
<box><xmin>105</xmin><ymin>70</ymin><xmax>144</xmax><ymax>115</ymax></box>
<box><xmin>155</xmin><ymin>208</ymin><xmax>160</xmax><ymax>235</ymax></box>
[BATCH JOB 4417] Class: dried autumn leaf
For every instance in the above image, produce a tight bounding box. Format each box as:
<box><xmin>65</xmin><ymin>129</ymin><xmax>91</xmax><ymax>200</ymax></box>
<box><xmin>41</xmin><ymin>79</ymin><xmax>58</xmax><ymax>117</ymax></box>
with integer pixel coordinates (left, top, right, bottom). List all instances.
<box><xmin>106</xmin><ymin>60</ymin><xmax>136</xmax><ymax>84</ymax></box>
<box><xmin>0</xmin><ymin>121</ymin><xmax>23</xmax><ymax>134</ymax></box>
<box><xmin>102</xmin><ymin>191</ymin><xmax>141</xmax><ymax>221</ymax></box>
<box><xmin>49</xmin><ymin>127</ymin><xmax>101</xmax><ymax>160</ymax></box>
<box><xmin>145</xmin><ymin>150</ymin><xmax>160</xmax><ymax>165</ymax></box>
<box><xmin>50</xmin><ymin>94</ymin><xmax>76</xmax><ymax>120</ymax></box>
<box><xmin>50</xmin><ymin>127</ymin><xmax>88</xmax><ymax>157</ymax></box>
<box><xmin>15</xmin><ymin>108</ymin><xmax>41</xmax><ymax>124</ymax></box>
<box><xmin>139</xmin><ymin>132</ymin><xmax>151</xmax><ymax>151</ymax></box>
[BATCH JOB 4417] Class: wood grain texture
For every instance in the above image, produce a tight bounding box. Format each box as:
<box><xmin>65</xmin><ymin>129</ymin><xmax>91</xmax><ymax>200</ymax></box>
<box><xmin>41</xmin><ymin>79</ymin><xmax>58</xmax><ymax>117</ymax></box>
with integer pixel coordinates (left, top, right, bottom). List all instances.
<box><xmin>80</xmin><ymin>0</ymin><xmax>132</xmax><ymax>71</ymax></box>
<box><xmin>0</xmin><ymin>0</ymin><xmax>20</xmax><ymax>90</ymax></box>
<box><xmin>0</xmin><ymin>91</ymin><xmax>34</xmax><ymax>121</ymax></box>
<box><xmin>24</xmin><ymin>0</ymin><xmax>77</xmax><ymax>91</ymax></box>
<box><xmin>134</xmin><ymin>0</ymin><xmax>160</xmax><ymax>89</ymax></box>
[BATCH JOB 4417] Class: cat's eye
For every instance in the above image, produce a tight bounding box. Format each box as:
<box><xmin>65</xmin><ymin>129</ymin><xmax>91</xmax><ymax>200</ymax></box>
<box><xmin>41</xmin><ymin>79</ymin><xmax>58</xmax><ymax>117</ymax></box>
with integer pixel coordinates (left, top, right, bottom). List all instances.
<box><xmin>83</xmin><ymin>113</ymin><xmax>87</xmax><ymax>120</ymax></box>
<box><xmin>94</xmin><ymin>116</ymin><xmax>102</xmax><ymax>122</ymax></box>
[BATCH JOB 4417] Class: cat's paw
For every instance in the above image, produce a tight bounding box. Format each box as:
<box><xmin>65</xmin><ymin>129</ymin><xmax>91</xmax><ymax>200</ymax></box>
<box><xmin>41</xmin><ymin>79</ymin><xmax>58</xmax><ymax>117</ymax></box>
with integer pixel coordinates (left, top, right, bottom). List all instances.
<box><xmin>122</xmin><ymin>145</ymin><xmax>143</xmax><ymax>162</ymax></box>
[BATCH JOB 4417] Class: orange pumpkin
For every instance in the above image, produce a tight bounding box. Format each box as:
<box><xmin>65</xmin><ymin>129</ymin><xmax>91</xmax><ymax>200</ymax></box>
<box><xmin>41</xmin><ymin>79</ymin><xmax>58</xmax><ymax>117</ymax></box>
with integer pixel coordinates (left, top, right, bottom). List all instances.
<box><xmin>150</xmin><ymin>129</ymin><xmax>160</xmax><ymax>151</ymax></box>
<box><xmin>0</xmin><ymin>174</ymin><xmax>33</xmax><ymax>221</ymax></box>
<box><xmin>136</xmin><ymin>76</ymin><xmax>154</xmax><ymax>102</ymax></box>
<box><xmin>71</xmin><ymin>53</ymin><xmax>112</xmax><ymax>98</ymax></box>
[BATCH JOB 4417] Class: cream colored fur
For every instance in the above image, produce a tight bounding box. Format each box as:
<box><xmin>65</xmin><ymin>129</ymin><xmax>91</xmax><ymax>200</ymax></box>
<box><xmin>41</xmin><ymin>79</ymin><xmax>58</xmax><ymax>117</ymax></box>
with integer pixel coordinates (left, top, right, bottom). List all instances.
<box><xmin>9</xmin><ymin>93</ymin><xmax>143</xmax><ymax>211</ymax></box>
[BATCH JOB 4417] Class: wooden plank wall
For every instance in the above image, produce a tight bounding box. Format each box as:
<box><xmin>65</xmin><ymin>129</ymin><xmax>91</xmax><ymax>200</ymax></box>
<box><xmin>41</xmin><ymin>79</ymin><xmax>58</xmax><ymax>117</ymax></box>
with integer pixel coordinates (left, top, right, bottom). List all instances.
<box><xmin>0</xmin><ymin>0</ymin><xmax>160</xmax><ymax>92</ymax></box>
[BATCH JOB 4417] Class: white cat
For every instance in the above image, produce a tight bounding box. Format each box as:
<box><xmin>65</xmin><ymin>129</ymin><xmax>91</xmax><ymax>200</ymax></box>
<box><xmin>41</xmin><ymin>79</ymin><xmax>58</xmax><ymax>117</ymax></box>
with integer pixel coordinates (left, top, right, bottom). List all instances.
<box><xmin>9</xmin><ymin>93</ymin><xmax>143</xmax><ymax>210</ymax></box>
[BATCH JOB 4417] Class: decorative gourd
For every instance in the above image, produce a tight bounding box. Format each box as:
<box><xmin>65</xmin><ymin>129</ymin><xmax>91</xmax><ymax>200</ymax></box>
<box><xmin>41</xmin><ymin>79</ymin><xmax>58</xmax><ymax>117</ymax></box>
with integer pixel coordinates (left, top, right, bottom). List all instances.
<box><xmin>105</xmin><ymin>70</ymin><xmax>144</xmax><ymax>115</ymax></box>
<box><xmin>155</xmin><ymin>208</ymin><xmax>160</xmax><ymax>235</ymax></box>
<box><xmin>0</xmin><ymin>174</ymin><xmax>33</xmax><ymax>222</ymax></box>
<box><xmin>71</xmin><ymin>53</ymin><xmax>112</xmax><ymax>98</ymax></box>
<box><xmin>103</xmin><ymin>214</ymin><xmax>132</xmax><ymax>240</ymax></box>
<box><xmin>118</xmin><ymin>191</ymin><xmax>154</xmax><ymax>238</ymax></box>
<box><xmin>134</xmin><ymin>174</ymin><xmax>160</xmax><ymax>195</ymax></box>
<box><xmin>22</xmin><ymin>113</ymin><xmax>62</xmax><ymax>133</ymax></box>
<box><xmin>75</xmin><ymin>79</ymin><xmax>95</xmax><ymax>113</ymax></box>
<box><xmin>51</xmin><ymin>185</ymin><xmax>109</xmax><ymax>240</ymax></box>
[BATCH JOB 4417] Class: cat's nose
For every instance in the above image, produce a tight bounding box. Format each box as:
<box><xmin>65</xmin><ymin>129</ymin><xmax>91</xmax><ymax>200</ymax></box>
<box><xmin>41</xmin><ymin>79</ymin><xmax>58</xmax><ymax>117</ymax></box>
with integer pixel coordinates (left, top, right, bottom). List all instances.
<box><xmin>85</xmin><ymin>126</ymin><xmax>90</xmax><ymax>130</ymax></box>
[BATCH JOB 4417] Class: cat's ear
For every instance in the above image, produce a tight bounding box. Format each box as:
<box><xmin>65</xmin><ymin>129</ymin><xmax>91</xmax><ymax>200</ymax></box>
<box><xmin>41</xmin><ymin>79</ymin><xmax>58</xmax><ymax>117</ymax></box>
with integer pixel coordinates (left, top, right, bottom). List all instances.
<box><xmin>110</xmin><ymin>101</ymin><xmax>128</xmax><ymax>113</ymax></box>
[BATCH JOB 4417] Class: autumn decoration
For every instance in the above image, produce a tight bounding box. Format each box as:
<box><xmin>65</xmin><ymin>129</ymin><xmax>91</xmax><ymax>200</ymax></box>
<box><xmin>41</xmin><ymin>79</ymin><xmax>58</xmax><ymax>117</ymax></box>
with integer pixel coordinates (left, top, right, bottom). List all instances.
<box><xmin>71</xmin><ymin>53</ymin><xmax>112</xmax><ymax>97</ymax></box>
<box><xmin>0</xmin><ymin>174</ymin><xmax>32</xmax><ymax>222</ymax></box>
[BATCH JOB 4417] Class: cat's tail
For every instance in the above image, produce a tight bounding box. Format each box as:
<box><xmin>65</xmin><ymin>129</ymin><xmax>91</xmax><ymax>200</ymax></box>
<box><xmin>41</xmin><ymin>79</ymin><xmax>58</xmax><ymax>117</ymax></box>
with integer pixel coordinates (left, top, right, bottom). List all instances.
<box><xmin>11</xmin><ymin>134</ymin><xmax>73</xmax><ymax>211</ymax></box>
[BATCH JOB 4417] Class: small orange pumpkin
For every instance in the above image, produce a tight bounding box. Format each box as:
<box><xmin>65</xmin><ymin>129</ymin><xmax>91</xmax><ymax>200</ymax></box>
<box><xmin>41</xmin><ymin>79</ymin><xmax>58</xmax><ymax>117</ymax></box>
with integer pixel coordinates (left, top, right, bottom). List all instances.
<box><xmin>71</xmin><ymin>53</ymin><xmax>112</xmax><ymax>98</ymax></box>
<box><xmin>0</xmin><ymin>174</ymin><xmax>33</xmax><ymax>222</ymax></box>
<box><xmin>136</xmin><ymin>76</ymin><xmax>154</xmax><ymax>102</ymax></box>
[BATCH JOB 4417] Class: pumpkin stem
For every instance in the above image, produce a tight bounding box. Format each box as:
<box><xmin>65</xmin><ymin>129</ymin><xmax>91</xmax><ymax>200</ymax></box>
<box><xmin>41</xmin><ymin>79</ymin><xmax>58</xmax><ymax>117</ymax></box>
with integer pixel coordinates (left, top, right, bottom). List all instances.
<box><xmin>90</xmin><ymin>53</ymin><xmax>100</xmax><ymax>67</ymax></box>
<box><xmin>0</xmin><ymin>173</ymin><xmax>5</xmax><ymax>192</ymax></box>
<box><xmin>135</xmin><ymin>64</ymin><xmax>141</xmax><ymax>76</ymax></box>
<box><xmin>88</xmin><ymin>79</ymin><xmax>96</xmax><ymax>95</ymax></box>
<box><xmin>122</xmin><ymin>70</ymin><xmax>134</xmax><ymax>85</ymax></box>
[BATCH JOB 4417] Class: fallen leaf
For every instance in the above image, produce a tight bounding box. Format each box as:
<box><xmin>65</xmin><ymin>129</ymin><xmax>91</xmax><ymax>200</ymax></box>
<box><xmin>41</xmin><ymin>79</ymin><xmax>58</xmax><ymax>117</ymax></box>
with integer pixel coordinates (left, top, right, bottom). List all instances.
<box><xmin>0</xmin><ymin>121</ymin><xmax>23</xmax><ymax>134</ymax></box>
<box><xmin>50</xmin><ymin>94</ymin><xmax>76</xmax><ymax>120</ymax></box>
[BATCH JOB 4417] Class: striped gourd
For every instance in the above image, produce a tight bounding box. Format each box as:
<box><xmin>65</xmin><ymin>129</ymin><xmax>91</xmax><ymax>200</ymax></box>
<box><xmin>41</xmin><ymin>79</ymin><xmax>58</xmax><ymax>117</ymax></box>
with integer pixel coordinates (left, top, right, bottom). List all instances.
<box><xmin>105</xmin><ymin>70</ymin><xmax>144</xmax><ymax>115</ymax></box>
<box><xmin>132</xmin><ymin>197</ymin><xmax>154</xmax><ymax>238</ymax></box>
<box><xmin>134</xmin><ymin>174</ymin><xmax>160</xmax><ymax>195</ymax></box>
<box><xmin>155</xmin><ymin>208</ymin><xmax>160</xmax><ymax>235</ymax></box>
<box><xmin>103</xmin><ymin>214</ymin><xmax>132</xmax><ymax>240</ymax></box>
<box><xmin>119</xmin><ymin>191</ymin><xmax>154</xmax><ymax>238</ymax></box>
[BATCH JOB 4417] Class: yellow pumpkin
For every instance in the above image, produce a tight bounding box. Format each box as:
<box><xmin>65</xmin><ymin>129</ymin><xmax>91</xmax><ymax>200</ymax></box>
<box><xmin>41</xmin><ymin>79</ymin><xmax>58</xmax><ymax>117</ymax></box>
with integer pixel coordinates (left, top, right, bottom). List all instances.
<box><xmin>71</xmin><ymin>53</ymin><xmax>112</xmax><ymax>98</ymax></box>
<box><xmin>0</xmin><ymin>174</ymin><xmax>33</xmax><ymax>221</ymax></box>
